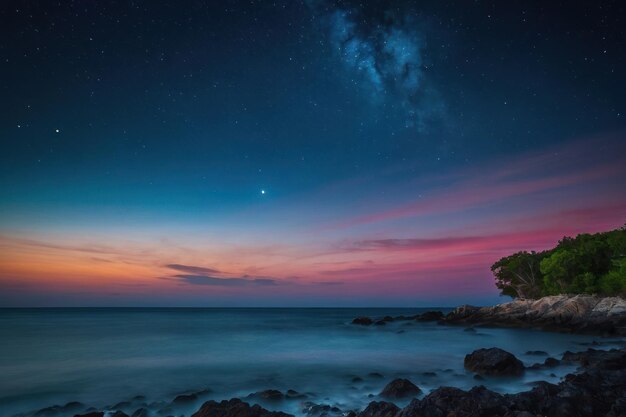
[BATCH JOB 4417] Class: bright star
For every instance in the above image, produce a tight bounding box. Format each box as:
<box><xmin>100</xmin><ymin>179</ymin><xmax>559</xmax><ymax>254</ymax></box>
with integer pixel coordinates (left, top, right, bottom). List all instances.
<box><xmin>55</xmin><ymin>129</ymin><xmax>60</xmax><ymax>133</ymax></box>
<box><xmin>261</xmin><ymin>189</ymin><xmax>266</xmax><ymax>195</ymax></box>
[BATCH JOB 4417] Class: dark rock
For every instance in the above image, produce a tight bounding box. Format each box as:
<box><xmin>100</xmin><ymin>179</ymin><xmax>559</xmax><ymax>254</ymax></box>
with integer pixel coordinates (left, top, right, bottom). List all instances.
<box><xmin>286</xmin><ymin>389</ymin><xmax>307</xmax><ymax>399</ymax></box>
<box><xmin>421</xmin><ymin>372</ymin><xmax>436</xmax><ymax>377</ymax></box>
<box><xmin>352</xmin><ymin>376</ymin><xmax>364</xmax><ymax>383</ymax></box>
<box><xmin>544</xmin><ymin>357</ymin><xmax>560</xmax><ymax>367</ymax></box>
<box><xmin>192</xmin><ymin>399</ymin><xmax>293</xmax><ymax>417</ymax></box>
<box><xmin>36</xmin><ymin>402</ymin><xmax>85</xmax><ymax>417</ymax></box>
<box><xmin>464</xmin><ymin>347</ymin><xmax>525</xmax><ymax>376</ymax></box>
<box><xmin>131</xmin><ymin>409</ymin><xmax>149</xmax><ymax>417</ymax></box>
<box><xmin>110</xmin><ymin>412</ymin><xmax>130</xmax><ymax>417</ymax></box>
<box><xmin>301</xmin><ymin>402</ymin><xmax>344</xmax><ymax>417</ymax></box>
<box><xmin>74</xmin><ymin>413</ymin><xmax>104</xmax><ymax>417</ymax></box>
<box><xmin>374</xmin><ymin>320</ymin><xmax>387</xmax><ymax>326</ymax></box>
<box><xmin>249</xmin><ymin>389</ymin><xmax>284</xmax><ymax>401</ymax></box>
<box><xmin>526</xmin><ymin>350</ymin><xmax>548</xmax><ymax>356</ymax></box>
<box><xmin>398</xmin><ymin>386</ymin><xmax>508</xmax><ymax>417</ymax></box>
<box><xmin>173</xmin><ymin>393</ymin><xmax>199</xmax><ymax>404</ymax></box>
<box><xmin>416</xmin><ymin>311</ymin><xmax>444</xmax><ymax>321</ymax></box>
<box><xmin>368</xmin><ymin>372</ymin><xmax>384</xmax><ymax>378</ymax></box>
<box><xmin>464</xmin><ymin>327</ymin><xmax>477</xmax><ymax>332</ymax></box>
<box><xmin>379</xmin><ymin>378</ymin><xmax>421</xmax><ymax>399</ymax></box>
<box><xmin>382</xmin><ymin>316</ymin><xmax>394</xmax><ymax>322</ymax></box>
<box><xmin>352</xmin><ymin>317</ymin><xmax>373</xmax><ymax>326</ymax></box>
<box><xmin>358</xmin><ymin>401</ymin><xmax>400</xmax><ymax>417</ymax></box>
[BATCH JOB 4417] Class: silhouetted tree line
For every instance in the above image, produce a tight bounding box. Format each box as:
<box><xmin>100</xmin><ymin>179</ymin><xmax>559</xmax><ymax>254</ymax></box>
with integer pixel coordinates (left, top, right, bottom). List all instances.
<box><xmin>492</xmin><ymin>225</ymin><xmax>626</xmax><ymax>299</ymax></box>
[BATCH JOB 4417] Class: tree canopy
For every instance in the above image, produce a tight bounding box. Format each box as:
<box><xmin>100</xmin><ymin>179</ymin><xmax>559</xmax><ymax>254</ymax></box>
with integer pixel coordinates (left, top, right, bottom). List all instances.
<box><xmin>491</xmin><ymin>225</ymin><xmax>626</xmax><ymax>299</ymax></box>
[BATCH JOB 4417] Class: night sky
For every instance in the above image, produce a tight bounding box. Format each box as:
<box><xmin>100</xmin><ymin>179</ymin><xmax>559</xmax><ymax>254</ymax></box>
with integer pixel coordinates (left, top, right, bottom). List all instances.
<box><xmin>1</xmin><ymin>1</ymin><xmax>625</xmax><ymax>306</ymax></box>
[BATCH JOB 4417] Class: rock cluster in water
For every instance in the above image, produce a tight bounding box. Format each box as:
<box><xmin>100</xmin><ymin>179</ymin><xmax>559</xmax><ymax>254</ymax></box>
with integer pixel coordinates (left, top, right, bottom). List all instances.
<box><xmin>64</xmin><ymin>347</ymin><xmax>626</xmax><ymax>417</ymax></box>
<box><xmin>352</xmin><ymin>295</ymin><xmax>626</xmax><ymax>335</ymax></box>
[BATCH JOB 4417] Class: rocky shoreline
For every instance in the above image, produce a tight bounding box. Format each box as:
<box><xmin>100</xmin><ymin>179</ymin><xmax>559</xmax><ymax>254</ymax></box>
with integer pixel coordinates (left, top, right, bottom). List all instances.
<box><xmin>17</xmin><ymin>296</ymin><xmax>626</xmax><ymax>417</ymax></box>
<box><xmin>353</xmin><ymin>295</ymin><xmax>626</xmax><ymax>336</ymax></box>
<box><xmin>52</xmin><ymin>346</ymin><xmax>625</xmax><ymax>417</ymax></box>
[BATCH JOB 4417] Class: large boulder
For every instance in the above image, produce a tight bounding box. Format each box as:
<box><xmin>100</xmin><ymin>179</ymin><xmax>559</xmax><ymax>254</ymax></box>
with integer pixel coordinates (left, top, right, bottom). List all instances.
<box><xmin>464</xmin><ymin>348</ymin><xmax>525</xmax><ymax>376</ymax></box>
<box><xmin>379</xmin><ymin>379</ymin><xmax>421</xmax><ymax>399</ymax></box>
<box><xmin>192</xmin><ymin>399</ymin><xmax>293</xmax><ymax>417</ymax></box>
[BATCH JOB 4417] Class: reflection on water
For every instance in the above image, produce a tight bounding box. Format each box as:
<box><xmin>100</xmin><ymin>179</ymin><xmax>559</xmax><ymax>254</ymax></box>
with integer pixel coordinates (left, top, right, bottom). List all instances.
<box><xmin>0</xmin><ymin>308</ymin><xmax>622</xmax><ymax>416</ymax></box>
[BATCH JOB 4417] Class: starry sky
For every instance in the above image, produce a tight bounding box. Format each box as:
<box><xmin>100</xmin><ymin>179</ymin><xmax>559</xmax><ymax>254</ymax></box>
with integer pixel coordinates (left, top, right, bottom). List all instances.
<box><xmin>1</xmin><ymin>0</ymin><xmax>625</xmax><ymax>307</ymax></box>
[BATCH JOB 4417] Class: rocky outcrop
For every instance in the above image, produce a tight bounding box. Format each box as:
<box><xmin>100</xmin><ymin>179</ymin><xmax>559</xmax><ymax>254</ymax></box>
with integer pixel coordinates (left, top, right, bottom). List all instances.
<box><xmin>191</xmin><ymin>399</ymin><xmax>293</xmax><ymax>417</ymax></box>
<box><xmin>445</xmin><ymin>295</ymin><xmax>626</xmax><ymax>335</ymax></box>
<box><xmin>358</xmin><ymin>402</ymin><xmax>400</xmax><ymax>417</ymax></box>
<box><xmin>379</xmin><ymin>379</ymin><xmax>421</xmax><ymax>399</ymax></box>
<box><xmin>351</xmin><ymin>311</ymin><xmax>445</xmax><ymax>326</ymax></box>
<box><xmin>364</xmin><ymin>347</ymin><xmax>626</xmax><ymax>417</ymax></box>
<box><xmin>464</xmin><ymin>348</ymin><xmax>525</xmax><ymax>376</ymax></box>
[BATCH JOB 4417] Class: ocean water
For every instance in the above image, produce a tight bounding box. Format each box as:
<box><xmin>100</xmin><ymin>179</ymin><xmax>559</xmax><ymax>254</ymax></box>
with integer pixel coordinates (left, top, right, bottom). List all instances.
<box><xmin>0</xmin><ymin>308</ymin><xmax>623</xmax><ymax>417</ymax></box>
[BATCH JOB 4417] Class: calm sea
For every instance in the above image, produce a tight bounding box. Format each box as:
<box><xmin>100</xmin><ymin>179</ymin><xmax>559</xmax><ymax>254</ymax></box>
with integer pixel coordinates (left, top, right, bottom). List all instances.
<box><xmin>0</xmin><ymin>308</ymin><xmax>622</xmax><ymax>417</ymax></box>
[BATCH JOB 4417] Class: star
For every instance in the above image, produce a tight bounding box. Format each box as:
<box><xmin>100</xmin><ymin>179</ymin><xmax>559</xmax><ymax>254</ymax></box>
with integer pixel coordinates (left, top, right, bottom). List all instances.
<box><xmin>261</xmin><ymin>189</ymin><xmax>266</xmax><ymax>195</ymax></box>
<box><xmin>55</xmin><ymin>129</ymin><xmax>60</xmax><ymax>133</ymax></box>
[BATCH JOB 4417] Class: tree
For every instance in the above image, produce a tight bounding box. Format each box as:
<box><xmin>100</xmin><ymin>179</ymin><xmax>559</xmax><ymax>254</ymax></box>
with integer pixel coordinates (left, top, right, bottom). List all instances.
<box><xmin>491</xmin><ymin>251</ymin><xmax>545</xmax><ymax>299</ymax></box>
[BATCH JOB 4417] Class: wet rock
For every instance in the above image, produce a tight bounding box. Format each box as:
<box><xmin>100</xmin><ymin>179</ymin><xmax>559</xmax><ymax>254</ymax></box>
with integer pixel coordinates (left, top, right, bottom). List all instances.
<box><xmin>131</xmin><ymin>408</ymin><xmax>149</xmax><ymax>417</ymax></box>
<box><xmin>398</xmin><ymin>386</ymin><xmax>508</xmax><ymax>417</ymax></box>
<box><xmin>173</xmin><ymin>393</ymin><xmax>199</xmax><ymax>404</ymax></box>
<box><xmin>302</xmin><ymin>402</ymin><xmax>344</xmax><ymax>417</ymax></box>
<box><xmin>191</xmin><ymin>399</ymin><xmax>293</xmax><ymax>417</ymax></box>
<box><xmin>248</xmin><ymin>389</ymin><xmax>284</xmax><ymax>401</ymax></box>
<box><xmin>526</xmin><ymin>350</ymin><xmax>548</xmax><ymax>356</ymax></box>
<box><xmin>36</xmin><ymin>402</ymin><xmax>85</xmax><ymax>417</ymax></box>
<box><xmin>415</xmin><ymin>311</ymin><xmax>444</xmax><ymax>322</ymax></box>
<box><xmin>379</xmin><ymin>378</ymin><xmax>421</xmax><ymax>399</ymax></box>
<box><xmin>544</xmin><ymin>357</ymin><xmax>559</xmax><ymax>367</ymax></box>
<box><xmin>352</xmin><ymin>317</ymin><xmax>373</xmax><ymax>326</ymax></box>
<box><xmin>368</xmin><ymin>372</ymin><xmax>384</xmax><ymax>378</ymax></box>
<box><xmin>351</xmin><ymin>376</ymin><xmax>364</xmax><ymax>383</ymax></box>
<box><xmin>358</xmin><ymin>401</ymin><xmax>400</xmax><ymax>417</ymax></box>
<box><xmin>464</xmin><ymin>347</ymin><xmax>525</xmax><ymax>376</ymax></box>
<box><xmin>374</xmin><ymin>320</ymin><xmax>387</xmax><ymax>326</ymax></box>
<box><xmin>286</xmin><ymin>389</ymin><xmax>307</xmax><ymax>399</ymax></box>
<box><xmin>111</xmin><ymin>412</ymin><xmax>130</xmax><ymax>417</ymax></box>
<box><xmin>74</xmin><ymin>413</ymin><xmax>104</xmax><ymax>417</ymax></box>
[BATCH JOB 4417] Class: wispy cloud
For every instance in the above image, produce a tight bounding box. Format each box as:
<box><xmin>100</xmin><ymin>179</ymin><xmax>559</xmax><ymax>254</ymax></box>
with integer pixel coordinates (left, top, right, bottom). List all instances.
<box><xmin>174</xmin><ymin>274</ymin><xmax>278</xmax><ymax>287</ymax></box>
<box><xmin>166</xmin><ymin>263</ymin><xmax>221</xmax><ymax>275</ymax></box>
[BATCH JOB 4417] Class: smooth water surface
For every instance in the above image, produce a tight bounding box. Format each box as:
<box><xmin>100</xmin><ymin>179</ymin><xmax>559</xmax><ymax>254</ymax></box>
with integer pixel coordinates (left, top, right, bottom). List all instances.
<box><xmin>0</xmin><ymin>308</ymin><xmax>622</xmax><ymax>417</ymax></box>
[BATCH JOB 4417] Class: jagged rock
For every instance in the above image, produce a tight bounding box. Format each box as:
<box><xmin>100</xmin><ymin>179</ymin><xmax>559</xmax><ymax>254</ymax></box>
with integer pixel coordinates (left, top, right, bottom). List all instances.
<box><xmin>445</xmin><ymin>295</ymin><xmax>626</xmax><ymax>335</ymax></box>
<box><xmin>352</xmin><ymin>317</ymin><xmax>373</xmax><ymax>326</ymax></box>
<box><xmin>464</xmin><ymin>348</ymin><xmax>525</xmax><ymax>376</ymax></box>
<box><xmin>192</xmin><ymin>399</ymin><xmax>293</xmax><ymax>417</ymax></box>
<box><xmin>131</xmin><ymin>408</ymin><xmax>149</xmax><ymax>417</ymax></box>
<box><xmin>358</xmin><ymin>401</ymin><xmax>400</xmax><ymax>417</ymax></box>
<box><xmin>74</xmin><ymin>413</ymin><xmax>103</xmax><ymax>417</ymax></box>
<box><xmin>379</xmin><ymin>378</ymin><xmax>421</xmax><ymax>399</ymax></box>
<box><xmin>111</xmin><ymin>412</ymin><xmax>130</xmax><ymax>417</ymax></box>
